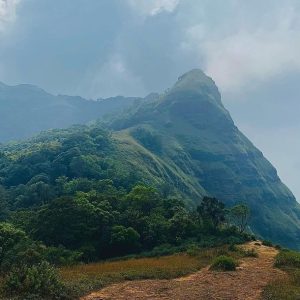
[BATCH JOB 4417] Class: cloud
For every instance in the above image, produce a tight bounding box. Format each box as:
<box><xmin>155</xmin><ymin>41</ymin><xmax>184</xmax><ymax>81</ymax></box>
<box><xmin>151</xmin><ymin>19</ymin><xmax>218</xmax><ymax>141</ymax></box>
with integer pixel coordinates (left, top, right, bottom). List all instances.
<box><xmin>0</xmin><ymin>0</ymin><xmax>21</xmax><ymax>33</ymax></box>
<box><xmin>127</xmin><ymin>0</ymin><xmax>180</xmax><ymax>16</ymax></box>
<box><xmin>80</xmin><ymin>54</ymin><xmax>147</xmax><ymax>99</ymax></box>
<box><xmin>181</xmin><ymin>2</ymin><xmax>300</xmax><ymax>94</ymax></box>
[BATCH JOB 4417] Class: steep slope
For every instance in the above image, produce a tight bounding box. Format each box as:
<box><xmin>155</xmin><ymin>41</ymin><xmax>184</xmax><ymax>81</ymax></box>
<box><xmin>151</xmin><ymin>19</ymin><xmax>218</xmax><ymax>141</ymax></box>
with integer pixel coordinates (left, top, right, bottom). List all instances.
<box><xmin>110</xmin><ymin>69</ymin><xmax>300</xmax><ymax>248</ymax></box>
<box><xmin>0</xmin><ymin>82</ymin><xmax>142</xmax><ymax>142</ymax></box>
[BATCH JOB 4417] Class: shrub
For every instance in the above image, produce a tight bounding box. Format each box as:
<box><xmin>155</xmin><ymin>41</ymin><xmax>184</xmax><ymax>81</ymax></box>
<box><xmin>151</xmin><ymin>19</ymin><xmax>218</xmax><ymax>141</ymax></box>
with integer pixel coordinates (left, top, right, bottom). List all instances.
<box><xmin>228</xmin><ymin>244</ymin><xmax>238</xmax><ymax>252</ymax></box>
<box><xmin>275</xmin><ymin>250</ymin><xmax>300</xmax><ymax>268</ymax></box>
<box><xmin>186</xmin><ymin>244</ymin><xmax>201</xmax><ymax>257</ymax></box>
<box><xmin>3</xmin><ymin>261</ymin><xmax>70</xmax><ymax>299</ymax></box>
<box><xmin>210</xmin><ymin>255</ymin><xmax>238</xmax><ymax>271</ymax></box>
<box><xmin>262</xmin><ymin>240</ymin><xmax>273</xmax><ymax>247</ymax></box>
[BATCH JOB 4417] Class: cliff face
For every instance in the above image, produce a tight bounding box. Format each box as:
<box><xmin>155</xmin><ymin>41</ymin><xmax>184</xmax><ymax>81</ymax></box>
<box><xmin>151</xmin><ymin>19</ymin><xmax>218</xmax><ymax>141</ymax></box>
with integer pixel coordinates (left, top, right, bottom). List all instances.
<box><xmin>111</xmin><ymin>69</ymin><xmax>300</xmax><ymax>248</ymax></box>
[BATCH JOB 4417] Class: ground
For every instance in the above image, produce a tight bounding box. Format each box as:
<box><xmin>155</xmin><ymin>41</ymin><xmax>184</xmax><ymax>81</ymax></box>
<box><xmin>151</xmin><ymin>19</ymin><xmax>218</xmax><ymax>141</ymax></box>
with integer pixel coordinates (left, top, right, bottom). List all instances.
<box><xmin>81</xmin><ymin>242</ymin><xmax>286</xmax><ymax>300</ymax></box>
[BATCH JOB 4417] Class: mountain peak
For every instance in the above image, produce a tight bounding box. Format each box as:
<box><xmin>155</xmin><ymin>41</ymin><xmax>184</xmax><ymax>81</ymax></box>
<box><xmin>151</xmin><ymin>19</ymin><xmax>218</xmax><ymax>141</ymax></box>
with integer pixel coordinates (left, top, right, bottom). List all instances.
<box><xmin>166</xmin><ymin>69</ymin><xmax>222</xmax><ymax>106</ymax></box>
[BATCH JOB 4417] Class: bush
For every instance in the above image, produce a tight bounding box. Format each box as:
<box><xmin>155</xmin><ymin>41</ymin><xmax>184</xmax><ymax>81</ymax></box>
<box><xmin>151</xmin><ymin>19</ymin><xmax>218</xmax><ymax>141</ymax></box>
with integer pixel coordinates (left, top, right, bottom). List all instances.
<box><xmin>262</xmin><ymin>240</ymin><xmax>273</xmax><ymax>247</ymax></box>
<box><xmin>275</xmin><ymin>250</ymin><xmax>300</xmax><ymax>268</ymax></box>
<box><xmin>186</xmin><ymin>244</ymin><xmax>201</xmax><ymax>257</ymax></box>
<box><xmin>3</xmin><ymin>261</ymin><xmax>70</xmax><ymax>299</ymax></box>
<box><xmin>210</xmin><ymin>255</ymin><xmax>238</xmax><ymax>271</ymax></box>
<box><xmin>228</xmin><ymin>243</ymin><xmax>238</xmax><ymax>252</ymax></box>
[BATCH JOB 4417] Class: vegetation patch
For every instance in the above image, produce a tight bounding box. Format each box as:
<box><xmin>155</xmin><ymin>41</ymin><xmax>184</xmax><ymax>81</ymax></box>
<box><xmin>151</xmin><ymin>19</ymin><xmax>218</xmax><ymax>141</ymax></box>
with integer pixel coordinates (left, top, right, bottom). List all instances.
<box><xmin>209</xmin><ymin>255</ymin><xmax>238</xmax><ymax>271</ymax></box>
<box><xmin>274</xmin><ymin>250</ymin><xmax>300</xmax><ymax>268</ymax></box>
<box><xmin>2</xmin><ymin>262</ymin><xmax>70</xmax><ymax>300</ymax></box>
<box><xmin>239</xmin><ymin>248</ymin><xmax>258</xmax><ymax>258</ymax></box>
<box><xmin>262</xmin><ymin>250</ymin><xmax>300</xmax><ymax>299</ymax></box>
<box><xmin>262</xmin><ymin>240</ymin><xmax>273</xmax><ymax>247</ymax></box>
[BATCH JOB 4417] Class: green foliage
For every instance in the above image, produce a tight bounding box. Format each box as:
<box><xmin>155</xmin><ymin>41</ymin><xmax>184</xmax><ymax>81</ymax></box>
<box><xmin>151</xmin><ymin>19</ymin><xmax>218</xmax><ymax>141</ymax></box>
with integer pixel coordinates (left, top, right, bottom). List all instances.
<box><xmin>263</xmin><ymin>249</ymin><xmax>300</xmax><ymax>299</ymax></box>
<box><xmin>262</xmin><ymin>240</ymin><xmax>273</xmax><ymax>247</ymax></box>
<box><xmin>274</xmin><ymin>250</ymin><xmax>300</xmax><ymax>268</ymax></box>
<box><xmin>3</xmin><ymin>261</ymin><xmax>70</xmax><ymax>300</ymax></box>
<box><xmin>131</xmin><ymin>127</ymin><xmax>162</xmax><ymax>153</ymax></box>
<box><xmin>110</xmin><ymin>226</ymin><xmax>141</xmax><ymax>255</ymax></box>
<box><xmin>210</xmin><ymin>255</ymin><xmax>238</xmax><ymax>271</ymax></box>
<box><xmin>186</xmin><ymin>244</ymin><xmax>201</xmax><ymax>257</ymax></box>
<box><xmin>197</xmin><ymin>197</ymin><xmax>225</xmax><ymax>230</ymax></box>
<box><xmin>262</xmin><ymin>279</ymin><xmax>300</xmax><ymax>300</ymax></box>
<box><xmin>228</xmin><ymin>204</ymin><xmax>250</xmax><ymax>233</ymax></box>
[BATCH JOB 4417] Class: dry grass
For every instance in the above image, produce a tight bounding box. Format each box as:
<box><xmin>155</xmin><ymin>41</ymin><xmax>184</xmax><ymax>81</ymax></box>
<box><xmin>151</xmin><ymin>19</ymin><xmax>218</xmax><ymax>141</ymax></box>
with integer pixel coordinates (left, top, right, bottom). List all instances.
<box><xmin>60</xmin><ymin>248</ymin><xmax>221</xmax><ymax>298</ymax></box>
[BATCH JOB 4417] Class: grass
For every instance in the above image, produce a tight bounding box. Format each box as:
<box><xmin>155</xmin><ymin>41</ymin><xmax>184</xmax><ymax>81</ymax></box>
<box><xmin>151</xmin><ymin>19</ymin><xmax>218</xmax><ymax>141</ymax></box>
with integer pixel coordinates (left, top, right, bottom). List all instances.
<box><xmin>274</xmin><ymin>250</ymin><xmax>300</xmax><ymax>268</ymax></box>
<box><xmin>228</xmin><ymin>244</ymin><xmax>258</xmax><ymax>258</ymax></box>
<box><xmin>262</xmin><ymin>250</ymin><xmax>300</xmax><ymax>300</ymax></box>
<box><xmin>60</xmin><ymin>250</ymin><xmax>217</xmax><ymax>298</ymax></box>
<box><xmin>59</xmin><ymin>245</ymin><xmax>241</xmax><ymax>298</ymax></box>
<box><xmin>239</xmin><ymin>248</ymin><xmax>258</xmax><ymax>258</ymax></box>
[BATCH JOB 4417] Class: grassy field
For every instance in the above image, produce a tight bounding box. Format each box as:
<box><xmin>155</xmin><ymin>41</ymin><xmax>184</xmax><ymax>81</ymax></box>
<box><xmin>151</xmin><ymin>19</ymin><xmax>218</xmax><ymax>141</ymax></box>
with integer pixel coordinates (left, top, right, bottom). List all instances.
<box><xmin>262</xmin><ymin>250</ymin><xmax>300</xmax><ymax>299</ymax></box>
<box><xmin>60</xmin><ymin>246</ymin><xmax>232</xmax><ymax>298</ymax></box>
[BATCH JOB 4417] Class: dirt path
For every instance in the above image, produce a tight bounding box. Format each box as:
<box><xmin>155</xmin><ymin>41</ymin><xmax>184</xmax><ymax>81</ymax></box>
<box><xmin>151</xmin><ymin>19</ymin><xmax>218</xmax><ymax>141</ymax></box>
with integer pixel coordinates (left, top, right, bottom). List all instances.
<box><xmin>82</xmin><ymin>242</ymin><xmax>286</xmax><ymax>300</ymax></box>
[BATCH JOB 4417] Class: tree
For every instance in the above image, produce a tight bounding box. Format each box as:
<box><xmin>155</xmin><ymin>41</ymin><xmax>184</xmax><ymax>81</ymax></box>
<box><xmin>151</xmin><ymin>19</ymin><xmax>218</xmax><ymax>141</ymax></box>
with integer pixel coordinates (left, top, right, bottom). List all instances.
<box><xmin>169</xmin><ymin>208</ymin><xmax>196</xmax><ymax>244</ymax></box>
<box><xmin>197</xmin><ymin>197</ymin><xmax>225</xmax><ymax>229</ymax></box>
<box><xmin>110</xmin><ymin>225</ymin><xmax>140</xmax><ymax>255</ymax></box>
<box><xmin>32</xmin><ymin>195</ymin><xmax>114</xmax><ymax>251</ymax></box>
<box><xmin>125</xmin><ymin>185</ymin><xmax>161</xmax><ymax>215</ymax></box>
<box><xmin>0</xmin><ymin>186</ymin><xmax>9</xmax><ymax>221</ymax></box>
<box><xmin>0</xmin><ymin>223</ymin><xmax>27</xmax><ymax>268</ymax></box>
<box><xmin>229</xmin><ymin>204</ymin><xmax>250</xmax><ymax>233</ymax></box>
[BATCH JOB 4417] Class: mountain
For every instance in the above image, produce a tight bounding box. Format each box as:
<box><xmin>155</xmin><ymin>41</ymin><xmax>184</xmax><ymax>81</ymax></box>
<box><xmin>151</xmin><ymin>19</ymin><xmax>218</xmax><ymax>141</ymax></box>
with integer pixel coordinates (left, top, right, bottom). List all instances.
<box><xmin>0</xmin><ymin>82</ymin><xmax>142</xmax><ymax>142</ymax></box>
<box><xmin>108</xmin><ymin>69</ymin><xmax>300</xmax><ymax>248</ymax></box>
<box><xmin>0</xmin><ymin>69</ymin><xmax>299</xmax><ymax>249</ymax></box>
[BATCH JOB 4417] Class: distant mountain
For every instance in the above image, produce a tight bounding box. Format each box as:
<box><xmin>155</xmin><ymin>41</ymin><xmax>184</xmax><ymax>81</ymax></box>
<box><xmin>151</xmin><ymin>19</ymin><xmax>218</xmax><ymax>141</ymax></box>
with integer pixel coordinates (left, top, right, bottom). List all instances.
<box><xmin>0</xmin><ymin>82</ymin><xmax>143</xmax><ymax>142</ymax></box>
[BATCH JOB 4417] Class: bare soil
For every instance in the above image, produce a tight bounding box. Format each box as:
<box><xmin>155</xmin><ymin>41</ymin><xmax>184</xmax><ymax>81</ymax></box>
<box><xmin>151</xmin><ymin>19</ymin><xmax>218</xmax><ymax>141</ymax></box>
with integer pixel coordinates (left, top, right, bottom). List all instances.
<box><xmin>81</xmin><ymin>241</ymin><xmax>286</xmax><ymax>300</ymax></box>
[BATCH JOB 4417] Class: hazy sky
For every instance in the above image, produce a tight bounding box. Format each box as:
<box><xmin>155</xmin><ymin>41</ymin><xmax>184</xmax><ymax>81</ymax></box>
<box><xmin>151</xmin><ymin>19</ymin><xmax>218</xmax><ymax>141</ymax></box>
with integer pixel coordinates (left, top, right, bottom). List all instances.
<box><xmin>0</xmin><ymin>0</ymin><xmax>299</xmax><ymax>200</ymax></box>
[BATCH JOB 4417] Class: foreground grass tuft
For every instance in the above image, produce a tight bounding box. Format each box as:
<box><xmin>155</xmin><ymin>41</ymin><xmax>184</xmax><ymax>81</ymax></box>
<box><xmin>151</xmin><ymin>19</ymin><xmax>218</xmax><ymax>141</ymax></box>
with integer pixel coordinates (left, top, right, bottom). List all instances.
<box><xmin>262</xmin><ymin>249</ymin><xmax>300</xmax><ymax>300</ymax></box>
<box><xmin>274</xmin><ymin>250</ymin><xmax>300</xmax><ymax>268</ymax></box>
<box><xmin>209</xmin><ymin>255</ymin><xmax>238</xmax><ymax>271</ymax></box>
<box><xmin>262</xmin><ymin>274</ymin><xmax>300</xmax><ymax>300</ymax></box>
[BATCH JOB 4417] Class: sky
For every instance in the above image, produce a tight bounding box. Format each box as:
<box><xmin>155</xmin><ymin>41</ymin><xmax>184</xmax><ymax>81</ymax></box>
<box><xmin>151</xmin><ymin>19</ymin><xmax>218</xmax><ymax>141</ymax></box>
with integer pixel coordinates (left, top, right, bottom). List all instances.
<box><xmin>0</xmin><ymin>0</ymin><xmax>299</xmax><ymax>200</ymax></box>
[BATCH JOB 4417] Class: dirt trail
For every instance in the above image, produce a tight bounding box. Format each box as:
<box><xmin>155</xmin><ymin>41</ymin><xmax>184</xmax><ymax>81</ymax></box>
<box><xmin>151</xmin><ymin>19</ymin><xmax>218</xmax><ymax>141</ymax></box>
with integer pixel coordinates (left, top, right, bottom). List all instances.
<box><xmin>82</xmin><ymin>242</ymin><xmax>286</xmax><ymax>300</ymax></box>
